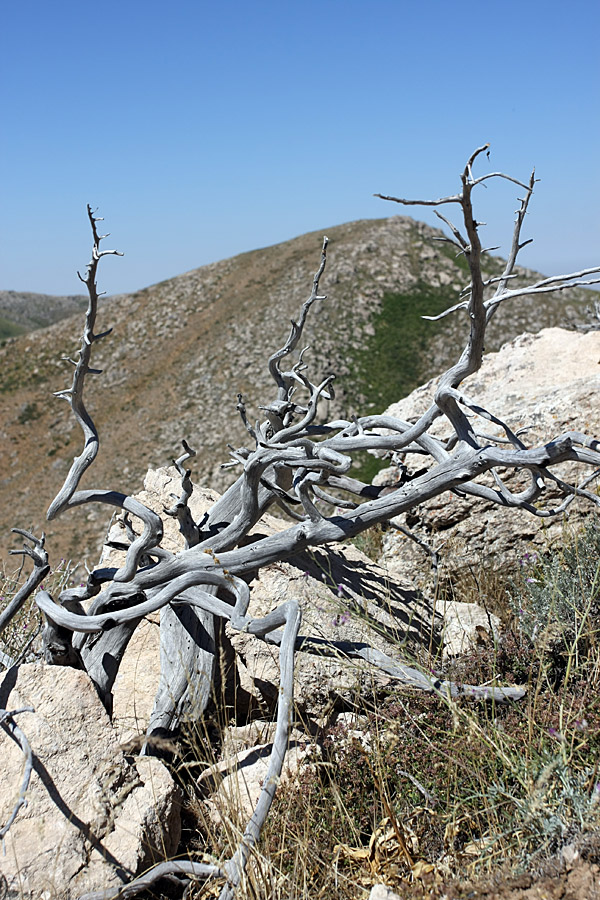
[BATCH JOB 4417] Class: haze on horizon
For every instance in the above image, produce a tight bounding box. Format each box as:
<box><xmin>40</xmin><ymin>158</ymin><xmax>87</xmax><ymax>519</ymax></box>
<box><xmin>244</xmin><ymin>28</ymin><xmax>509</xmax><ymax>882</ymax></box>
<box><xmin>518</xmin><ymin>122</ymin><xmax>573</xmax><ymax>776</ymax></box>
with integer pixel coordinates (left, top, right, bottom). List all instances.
<box><xmin>2</xmin><ymin>0</ymin><xmax>598</xmax><ymax>298</ymax></box>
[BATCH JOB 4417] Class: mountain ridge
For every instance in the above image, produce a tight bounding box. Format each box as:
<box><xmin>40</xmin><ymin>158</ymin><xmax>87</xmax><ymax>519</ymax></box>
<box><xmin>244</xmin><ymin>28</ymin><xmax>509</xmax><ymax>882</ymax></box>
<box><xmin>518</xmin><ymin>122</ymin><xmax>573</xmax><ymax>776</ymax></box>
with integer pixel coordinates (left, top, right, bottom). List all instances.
<box><xmin>0</xmin><ymin>215</ymin><xmax>596</xmax><ymax>565</ymax></box>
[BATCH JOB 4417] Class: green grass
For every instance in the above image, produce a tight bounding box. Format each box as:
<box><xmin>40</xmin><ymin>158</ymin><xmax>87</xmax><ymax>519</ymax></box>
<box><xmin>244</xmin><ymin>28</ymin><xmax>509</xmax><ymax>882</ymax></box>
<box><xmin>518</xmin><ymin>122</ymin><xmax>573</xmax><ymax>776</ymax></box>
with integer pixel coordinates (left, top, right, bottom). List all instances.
<box><xmin>352</xmin><ymin>282</ymin><xmax>452</xmax><ymax>415</ymax></box>
<box><xmin>347</xmin><ymin>282</ymin><xmax>453</xmax><ymax>482</ymax></box>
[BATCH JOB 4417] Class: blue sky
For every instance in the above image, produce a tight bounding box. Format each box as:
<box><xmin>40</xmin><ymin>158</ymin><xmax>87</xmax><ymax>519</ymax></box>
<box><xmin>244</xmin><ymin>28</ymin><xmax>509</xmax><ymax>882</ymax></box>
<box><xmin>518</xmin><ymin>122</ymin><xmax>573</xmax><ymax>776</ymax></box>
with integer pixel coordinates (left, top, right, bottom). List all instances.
<box><xmin>2</xmin><ymin>0</ymin><xmax>598</xmax><ymax>296</ymax></box>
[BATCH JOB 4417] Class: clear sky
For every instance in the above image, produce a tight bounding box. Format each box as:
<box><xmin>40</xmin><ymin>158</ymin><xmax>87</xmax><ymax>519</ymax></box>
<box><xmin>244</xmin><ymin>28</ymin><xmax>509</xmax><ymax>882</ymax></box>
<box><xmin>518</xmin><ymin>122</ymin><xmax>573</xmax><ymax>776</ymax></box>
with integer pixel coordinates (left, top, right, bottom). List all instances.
<box><xmin>2</xmin><ymin>0</ymin><xmax>598</xmax><ymax>297</ymax></box>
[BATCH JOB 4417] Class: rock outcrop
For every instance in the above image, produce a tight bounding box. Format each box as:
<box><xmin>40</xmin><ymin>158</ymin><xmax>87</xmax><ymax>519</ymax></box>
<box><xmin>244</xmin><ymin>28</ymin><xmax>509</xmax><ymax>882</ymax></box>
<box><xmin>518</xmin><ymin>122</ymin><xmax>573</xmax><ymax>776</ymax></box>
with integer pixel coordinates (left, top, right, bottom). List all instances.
<box><xmin>0</xmin><ymin>664</ymin><xmax>180</xmax><ymax>899</ymax></box>
<box><xmin>375</xmin><ymin>328</ymin><xmax>600</xmax><ymax>589</ymax></box>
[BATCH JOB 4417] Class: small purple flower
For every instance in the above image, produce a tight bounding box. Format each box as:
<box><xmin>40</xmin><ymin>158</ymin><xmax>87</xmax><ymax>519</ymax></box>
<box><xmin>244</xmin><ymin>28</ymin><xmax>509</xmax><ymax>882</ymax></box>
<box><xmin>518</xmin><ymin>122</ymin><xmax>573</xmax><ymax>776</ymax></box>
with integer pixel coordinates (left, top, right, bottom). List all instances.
<box><xmin>337</xmin><ymin>583</ymin><xmax>346</xmax><ymax>598</ymax></box>
<box><xmin>574</xmin><ymin>719</ymin><xmax>589</xmax><ymax>732</ymax></box>
<box><xmin>595</xmin><ymin>783</ymin><xmax>600</xmax><ymax>795</ymax></box>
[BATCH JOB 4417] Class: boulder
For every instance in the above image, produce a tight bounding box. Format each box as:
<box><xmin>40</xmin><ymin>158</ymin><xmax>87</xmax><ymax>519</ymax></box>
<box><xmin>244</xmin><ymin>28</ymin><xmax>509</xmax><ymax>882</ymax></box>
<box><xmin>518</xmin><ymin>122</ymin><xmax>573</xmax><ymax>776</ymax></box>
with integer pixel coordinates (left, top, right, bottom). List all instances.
<box><xmin>0</xmin><ymin>663</ymin><xmax>180</xmax><ymax>899</ymax></box>
<box><xmin>435</xmin><ymin>599</ymin><xmax>500</xmax><ymax>658</ymax></box>
<box><xmin>369</xmin><ymin>887</ymin><xmax>402</xmax><ymax>900</ymax></box>
<box><xmin>197</xmin><ymin>721</ymin><xmax>317</xmax><ymax>826</ymax></box>
<box><xmin>110</xmin><ymin>610</ymin><xmax>161</xmax><ymax>746</ymax></box>
<box><xmin>375</xmin><ymin>328</ymin><xmax>600</xmax><ymax>588</ymax></box>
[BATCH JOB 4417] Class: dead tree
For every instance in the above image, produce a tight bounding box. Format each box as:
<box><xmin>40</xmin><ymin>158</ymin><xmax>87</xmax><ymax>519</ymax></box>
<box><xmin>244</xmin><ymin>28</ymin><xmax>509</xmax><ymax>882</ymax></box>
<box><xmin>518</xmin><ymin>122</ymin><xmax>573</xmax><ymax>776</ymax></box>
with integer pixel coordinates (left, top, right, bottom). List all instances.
<box><xmin>2</xmin><ymin>145</ymin><xmax>600</xmax><ymax>899</ymax></box>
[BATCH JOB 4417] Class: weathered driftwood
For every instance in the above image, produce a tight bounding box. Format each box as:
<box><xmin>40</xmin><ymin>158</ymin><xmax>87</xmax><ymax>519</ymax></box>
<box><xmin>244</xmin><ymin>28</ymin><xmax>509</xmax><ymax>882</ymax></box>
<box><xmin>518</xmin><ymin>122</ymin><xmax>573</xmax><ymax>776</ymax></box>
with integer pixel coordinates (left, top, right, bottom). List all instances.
<box><xmin>2</xmin><ymin>149</ymin><xmax>600</xmax><ymax>899</ymax></box>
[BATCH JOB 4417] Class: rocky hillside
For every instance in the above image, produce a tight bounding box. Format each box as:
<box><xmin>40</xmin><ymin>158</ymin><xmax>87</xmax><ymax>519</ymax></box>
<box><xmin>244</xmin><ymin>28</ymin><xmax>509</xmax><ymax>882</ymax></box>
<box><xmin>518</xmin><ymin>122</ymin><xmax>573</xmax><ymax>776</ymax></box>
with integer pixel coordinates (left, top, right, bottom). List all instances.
<box><xmin>0</xmin><ymin>290</ymin><xmax>88</xmax><ymax>338</ymax></box>
<box><xmin>0</xmin><ymin>216</ymin><xmax>596</xmax><ymax>565</ymax></box>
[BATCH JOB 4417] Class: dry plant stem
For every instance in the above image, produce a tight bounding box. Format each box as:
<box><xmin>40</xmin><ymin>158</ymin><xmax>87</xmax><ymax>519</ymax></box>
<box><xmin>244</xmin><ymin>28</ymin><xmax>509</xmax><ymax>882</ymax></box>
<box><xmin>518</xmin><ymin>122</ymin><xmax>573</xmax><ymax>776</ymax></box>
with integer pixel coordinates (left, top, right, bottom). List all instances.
<box><xmin>145</xmin><ymin>585</ymin><xmax>217</xmax><ymax>743</ymax></box>
<box><xmin>45</xmin><ymin>209</ymin><xmax>161</xmax><ymax>582</ymax></box>
<box><xmin>220</xmin><ymin>599</ymin><xmax>302</xmax><ymax>900</ymax></box>
<box><xmin>164</xmin><ymin>440</ymin><xmax>200</xmax><ymax>549</ymax></box>
<box><xmin>267</xmin><ymin>237</ymin><xmax>329</xmax><ymax>408</ymax></box>
<box><xmin>26</xmin><ymin>149</ymin><xmax>600</xmax><ymax>900</ymax></box>
<box><xmin>47</xmin><ymin>206</ymin><xmax>121</xmax><ymax>522</ymax></box>
<box><xmin>38</xmin><ymin>579</ymin><xmax>525</xmax><ymax>702</ymax></box>
<box><xmin>148</xmin><ymin>443</ymin><xmax>215</xmax><ymax>742</ymax></box>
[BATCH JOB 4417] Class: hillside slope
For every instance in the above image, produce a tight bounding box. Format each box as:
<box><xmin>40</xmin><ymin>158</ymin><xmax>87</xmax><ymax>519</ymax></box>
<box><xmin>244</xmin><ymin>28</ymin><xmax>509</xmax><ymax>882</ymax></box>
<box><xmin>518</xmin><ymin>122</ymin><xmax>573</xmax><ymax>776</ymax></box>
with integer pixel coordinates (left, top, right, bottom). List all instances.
<box><xmin>0</xmin><ymin>216</ymin><xmax>596</xmax><ymax>564</ymax></box>
<box><xmin>0</xmin><ymin>290</ymin><xmax>88</xmax><ymax>338</ymax></box>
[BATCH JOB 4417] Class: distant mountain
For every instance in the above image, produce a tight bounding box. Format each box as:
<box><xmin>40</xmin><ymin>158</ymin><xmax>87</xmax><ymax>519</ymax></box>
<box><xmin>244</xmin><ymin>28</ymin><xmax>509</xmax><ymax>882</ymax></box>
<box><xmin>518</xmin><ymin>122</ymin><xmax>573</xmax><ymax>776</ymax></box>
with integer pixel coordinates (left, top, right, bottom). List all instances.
<box><xmin>0</xmin><ymin>291</ymin><xmax>88</xmax><ymax>339</ymax></box>
<box><xmin>0</xmin><ymin>216</ymin><xmax>596</xmax><ymax>565</ymax></box>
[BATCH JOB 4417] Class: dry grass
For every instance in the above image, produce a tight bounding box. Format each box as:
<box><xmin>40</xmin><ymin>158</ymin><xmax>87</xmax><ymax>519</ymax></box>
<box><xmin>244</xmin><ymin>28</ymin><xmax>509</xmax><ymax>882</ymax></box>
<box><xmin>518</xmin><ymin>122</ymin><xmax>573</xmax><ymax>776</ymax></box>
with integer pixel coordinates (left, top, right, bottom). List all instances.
<box><xmin>165</xmin><ymin>524</ymin><xmax>600</xmax><ymax>900</ymax></box>
<box><xmin>2</xmin><ymin>526</ymin><xmax>599</xmax><ymax>899</ymax></box>
<box><xmin>0</xmin><ymin>556</ymin><xmax>75</xmax><ymax>664</ymax></box>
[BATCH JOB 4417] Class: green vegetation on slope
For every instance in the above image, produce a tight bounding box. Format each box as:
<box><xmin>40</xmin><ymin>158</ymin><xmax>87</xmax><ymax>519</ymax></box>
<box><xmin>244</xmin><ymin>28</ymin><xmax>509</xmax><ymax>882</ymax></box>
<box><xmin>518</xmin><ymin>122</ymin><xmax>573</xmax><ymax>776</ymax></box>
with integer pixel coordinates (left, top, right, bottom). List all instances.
<box><xmin>0</xmin><ymin>315</ymin><xmax>26</xmax><ymax>341</ymax></box>
<box><xmin>348</xmin><ymin>282</ymin><xmax>451</xmax><ymax>482</ymax></box>
<box><xmin>353</xmin><ymin>282</ymin><xmax>451</xmax><ymax>414</ymax></box>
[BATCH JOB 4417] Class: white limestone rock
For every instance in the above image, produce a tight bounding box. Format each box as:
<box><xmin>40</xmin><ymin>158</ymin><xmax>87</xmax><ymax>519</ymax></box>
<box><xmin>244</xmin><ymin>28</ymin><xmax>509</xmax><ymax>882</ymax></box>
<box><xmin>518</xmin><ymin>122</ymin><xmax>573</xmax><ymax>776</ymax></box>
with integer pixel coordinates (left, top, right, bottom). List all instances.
<box><xmin>198</xmin><ymin>721</ymin><xmax>317</xmax><ymax>825</ymax></box>
<box><xmin>369</xmin><ymin>885</ymin><xmax>402</xmax><ymax>900</ymax></box>
<box><xmin>0</xmin><ymin>663</ymin><xmax>180</xmax><ymax>899</ymax></box>
<box><xmin>376</xmin><ymin>328</ymin><xmax>600</xmax><ymax>587</ymax></box>
<box><xmin>435</xmin><ymin>599</ymin><xmax>500</xmax><ymax>658</ymax></box>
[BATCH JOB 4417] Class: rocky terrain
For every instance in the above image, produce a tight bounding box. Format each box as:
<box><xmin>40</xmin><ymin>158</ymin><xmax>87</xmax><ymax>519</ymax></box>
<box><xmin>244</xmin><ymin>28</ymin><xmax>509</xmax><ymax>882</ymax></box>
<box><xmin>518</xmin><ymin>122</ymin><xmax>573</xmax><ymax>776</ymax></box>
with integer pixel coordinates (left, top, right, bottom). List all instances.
<box><xmin>0</xmin><ymin>215</ymin><xmax>596</xmax><ymax>567</ymax></box>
